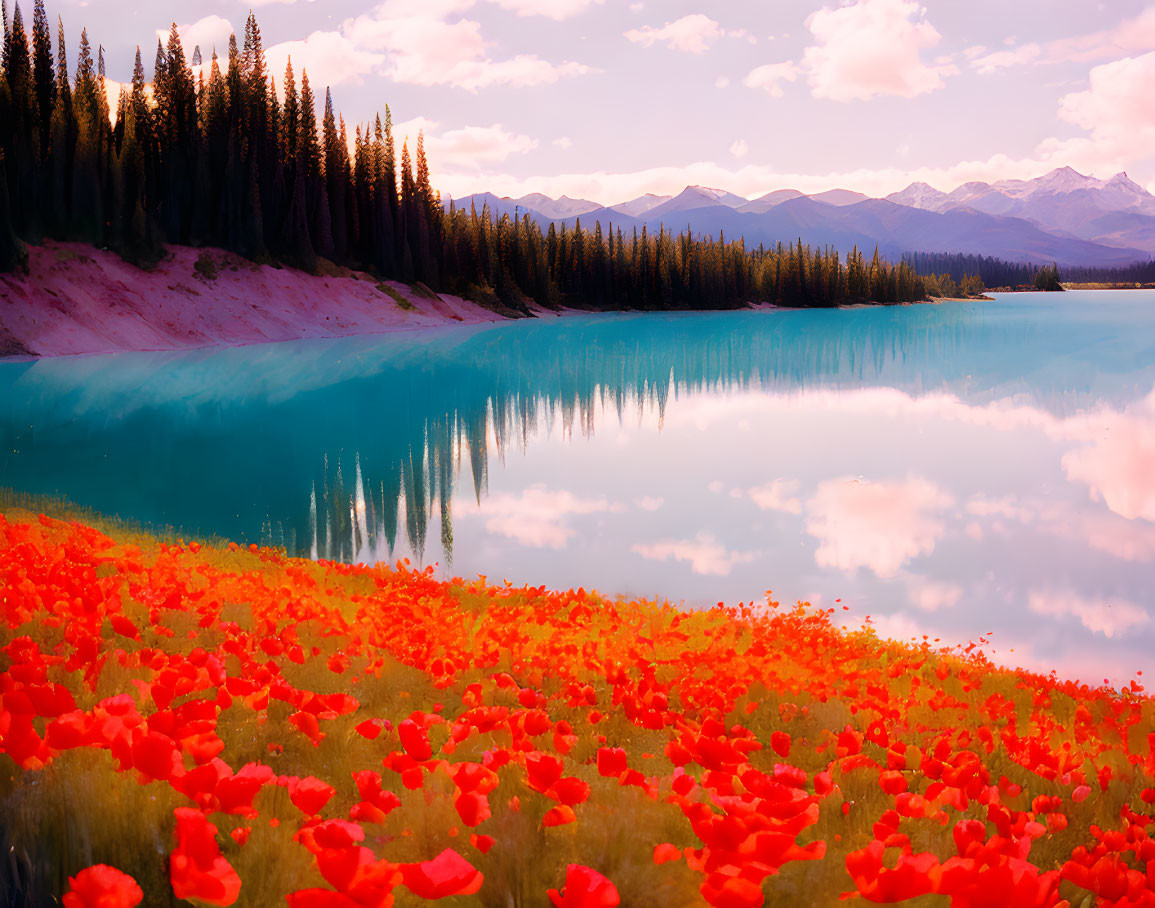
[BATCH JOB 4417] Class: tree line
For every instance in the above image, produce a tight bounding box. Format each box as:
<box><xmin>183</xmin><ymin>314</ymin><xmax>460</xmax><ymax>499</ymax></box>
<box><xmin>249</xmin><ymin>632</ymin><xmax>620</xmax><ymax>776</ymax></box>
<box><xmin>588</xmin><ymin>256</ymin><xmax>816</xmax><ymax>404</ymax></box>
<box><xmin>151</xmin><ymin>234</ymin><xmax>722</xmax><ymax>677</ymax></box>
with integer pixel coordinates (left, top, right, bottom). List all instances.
<box><xmin>1</xmin><ymin>3</ymin><xmax>963</xmax><ymax>310</ymax></box>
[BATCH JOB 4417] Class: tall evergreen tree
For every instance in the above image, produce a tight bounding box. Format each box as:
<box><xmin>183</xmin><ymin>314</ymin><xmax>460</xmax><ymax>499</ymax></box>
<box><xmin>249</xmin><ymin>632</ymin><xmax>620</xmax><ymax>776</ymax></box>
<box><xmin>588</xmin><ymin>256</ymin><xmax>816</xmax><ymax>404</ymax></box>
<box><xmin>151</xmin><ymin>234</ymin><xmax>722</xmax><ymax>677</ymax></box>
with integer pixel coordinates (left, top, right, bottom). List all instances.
<box><xmin>298</xmin><ymin>70</ymin><xmax>331</xmax><ymax>257</ymax></box>
<box><xmin>30</xmin><ymin>0</ymin><xmax>51</xmax><ymax>151</ymax></box>
<box><xmin>45</xmin><ymin>13</ymin><xmax>68</xmax><ymax>231</ymax></box>
<box><xmin>70</xmin><ymin>27</ymin><xmax>102</xmax><ymax>241</ymax></box>
<box><xmin>3</xmin><ymin>2</ymin><xmax>42</xmax><ymax>238</ymax></box>
<box><xmin>322</xmin><ymin>87</ymin><xmax>347</xmax><ymax>261</ymax></box>
<box><xmin>0</xmin><ymin>151</ymin><xmax>27</xmax><ymax>272</ymax></box>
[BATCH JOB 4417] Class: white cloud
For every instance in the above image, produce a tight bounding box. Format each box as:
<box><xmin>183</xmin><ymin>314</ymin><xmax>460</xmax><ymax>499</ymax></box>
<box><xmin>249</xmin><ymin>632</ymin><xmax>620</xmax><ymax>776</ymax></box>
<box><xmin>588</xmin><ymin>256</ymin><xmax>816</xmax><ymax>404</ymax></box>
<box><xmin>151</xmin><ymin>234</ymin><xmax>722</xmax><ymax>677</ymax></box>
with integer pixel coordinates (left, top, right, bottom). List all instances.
<box><xmin>472</xmin><ymin>485</ymin><xmax>613</xmax><ymax>548</ymax></box>
<box><xmin>624</xmin><ymin>14</ymin><xmax>724</xmax><ymax>54</ymax></box>
<box><xmin>746</xmin><ymin>479</ymin><xmax>802</xmax><ymax>515</ymax></box>
<box><xmin>412</xmin><ymin>123</ymin><xmax>538</xmax><ymax>170</ymax></box>
<box><xmin>743</xmin><ymin>61</ymin><xmax>798</xmax><ymax>97</ymax></box>
<box><xmin>1061</xmin><ymin>382</ymin><xmax>1155</xmax><ymax>522</ymax></box>
<box><xmin>714</xmin><ymin>76</ymin><xmax>730</xmax><ymax>89</ymax></box>
<box><xmin>1038</xmin><ymin>7</ymin><xmax>1155</xmax><ymax>66</ymax></box>
<box><xmin>956</xmin><ymin>8</ymin><xmax>1155</xmax><ymax>75</ymax></box>
<box><xmin>806</xmin><ymin>476</ymin><xmax>954</xmax><ymax>578</ymax></box>
<box><xmin>634</xmin><ymin>496</ymin><xmax>664</xmax><ymax>511</ymax></box>
<box><xmin>969</xmin><ymin>43</ymin><xmax>1041</xmax><ymax>74</ymax></box>
<box><xmin>158</xmin><ymin>16</ymin><xmax>235</xmax><ymax>60</ymax></box>
<box><xmin>800</xmin><ymin>0</ymin><xmax>957</xmax><ymax>102</ymax></box>
<box><xmin>729</xmin><ymin>139</ymin><xmax>749</xmax><ymax>159</ymax></box>
<box><xmin>1028</xmin><ymin>590</ymin><xmax>1149</xmax><ymax>638</ymax></box>
<box><xmin>553</xmin><ymin>136</ymin><xmax>573</xmax><ymax>149</ymax></box>
<box><xmin>266</xmin><ymin>31</ymin><xmax>387</xmax><ymax>90</ymax></box>
<box><xmin>490</xmin><ymin>0</ymin><xmax>604</xmax><ymax>19</ymax></box>
<box><xmin>740</xmin><ymin>0</ymin><xmax>956</xmax><ymax>104</ymax></box>
<box><xmin>329</xmin><ymin>1</ymin><xmax>593</xmax><ymax>93</ymax></box>
<box><xmin>966</xmin><ymin>494</ymin><xmax>1034</xmax><ymax>523</ymax></box>
<box><xmin>632</xmin><ymin>533</ymin><xmax>759</xmax><ymax>576</ymax></box>
<box><xmin>906</xmin><ymin>577</ymin><xmax>962</xmax><ymax>612</ymax></box>
<box><xmin>1038</xmin><ymin>52</ymin><xmax>1155</xmax><ymax>177</ymax></box>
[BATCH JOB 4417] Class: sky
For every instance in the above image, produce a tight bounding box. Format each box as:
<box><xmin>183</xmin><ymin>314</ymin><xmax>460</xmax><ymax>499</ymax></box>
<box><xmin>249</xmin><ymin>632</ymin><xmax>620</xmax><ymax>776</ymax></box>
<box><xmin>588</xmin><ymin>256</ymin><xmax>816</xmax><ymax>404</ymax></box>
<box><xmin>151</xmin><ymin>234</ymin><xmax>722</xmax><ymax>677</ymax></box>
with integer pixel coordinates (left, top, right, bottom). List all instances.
<box><xmin>42</xmin><ymin>0</ymin><xmax>1155</xmax><ymax>205</ymax></box>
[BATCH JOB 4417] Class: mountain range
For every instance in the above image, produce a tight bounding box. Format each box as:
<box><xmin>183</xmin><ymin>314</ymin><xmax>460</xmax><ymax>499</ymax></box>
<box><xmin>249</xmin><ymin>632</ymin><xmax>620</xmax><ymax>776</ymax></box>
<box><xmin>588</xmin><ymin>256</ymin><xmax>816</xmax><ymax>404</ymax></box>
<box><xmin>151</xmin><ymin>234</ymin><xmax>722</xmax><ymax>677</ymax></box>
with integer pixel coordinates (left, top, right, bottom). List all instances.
<box><xmin>447</xmin><ymin>168</ymin><xmax>1155</xmax><ymax>268</ymax></box>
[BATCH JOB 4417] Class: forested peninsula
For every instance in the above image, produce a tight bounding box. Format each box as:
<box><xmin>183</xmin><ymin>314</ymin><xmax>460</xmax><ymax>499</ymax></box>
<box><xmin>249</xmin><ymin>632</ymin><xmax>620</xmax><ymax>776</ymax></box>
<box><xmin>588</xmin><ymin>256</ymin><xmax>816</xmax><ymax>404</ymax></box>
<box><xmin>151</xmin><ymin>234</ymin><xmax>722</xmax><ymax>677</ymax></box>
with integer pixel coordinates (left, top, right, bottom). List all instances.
<box><xmin>0</xmin><ymin>2</ymin><xmax>979</xmax><ymax>329</ymax></box>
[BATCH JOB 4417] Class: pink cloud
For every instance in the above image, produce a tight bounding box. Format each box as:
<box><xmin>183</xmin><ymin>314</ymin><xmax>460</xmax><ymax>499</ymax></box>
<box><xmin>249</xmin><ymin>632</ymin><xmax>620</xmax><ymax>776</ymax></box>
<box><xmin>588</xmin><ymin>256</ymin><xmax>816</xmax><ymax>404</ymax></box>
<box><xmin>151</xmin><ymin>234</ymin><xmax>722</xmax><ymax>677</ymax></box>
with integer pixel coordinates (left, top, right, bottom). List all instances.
<box><xmin>1061</xmin><ymin>388</ymin><xmax>1155</xmax><ymax>523</ymax></box>
<box><xmin>159</xmin><ymin>16</ymin><xmax>236</xmax><ymax>58</ymax></box>
<box><xmin>632</xmin><ymin>534</ymin><xmax>759</xmax><ymax>576</ymax></box>
<box><xmin>266</xmin><ymin>31</ymin><xmax>387</xmax><ymax>91</ymax></box>
<box><xmin>965</xmin><ymin>494</ymin><xmax>1034</xmax><ymax>523</ymax></box>
<box><xmin>1028</xmin><ymin>589</ymin><xmax>1149</xmax><ymax>639</ymax></box>
<box><xmin>805</xmin><ymin>476</ymin><xmax>954</xmax><ymax>578</ymax></box>
<box><xmin>801</xmin><ymin>0</ymin><xmax>957</xmax><ymax>102</ymax></box>
<box><xmin>743</xmin><ymin>61</ymin><xmax>799</xmax><ymax>97</ymax></box>
<box><xmin>1038</xmin><ymin>52</ymin><xmax>1155</xmax><ymax>176</ymax></box>
<box><xmin>969</xmin><ymin>43</ymin><xmax>1041</xmax><ymax>74</ymax></box>
<box><xmin>339</xmin><ymin>1</ymin><xmax>593</xmax><ymax>92</ymax></box>
<box><xmin>624</xmin><ymin>14</ymin><xmax>724</xmax><ymax>54</ymax></box>
<box><xmin>746</xmin><ymin>479</ymin><xmax>802</xmax><ymax>515</ymax></box>
<box><xmin>467</xmin><ymin>484</ymin><xmax>613</xmax><ymax>548</ymax></box>
<box><xmin>905</xmin><ymin>577</ymin><xmax>963</xmax><ymax>612</ymax></box>
<box><xmin>490</xmin><ymin>0</ymin><xmax>604</xmax><ymax>20</ymax></box>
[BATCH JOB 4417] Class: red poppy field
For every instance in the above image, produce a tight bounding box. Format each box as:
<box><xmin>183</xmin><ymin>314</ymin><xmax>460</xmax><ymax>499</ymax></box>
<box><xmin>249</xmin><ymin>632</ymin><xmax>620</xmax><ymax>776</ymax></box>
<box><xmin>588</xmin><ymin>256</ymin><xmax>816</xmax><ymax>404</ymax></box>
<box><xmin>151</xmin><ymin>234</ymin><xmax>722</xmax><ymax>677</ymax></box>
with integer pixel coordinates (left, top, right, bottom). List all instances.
<box><xmin>2</xmin><ymin>511</ymin><xmax>1154</xmax><ymax>907</ymax></box>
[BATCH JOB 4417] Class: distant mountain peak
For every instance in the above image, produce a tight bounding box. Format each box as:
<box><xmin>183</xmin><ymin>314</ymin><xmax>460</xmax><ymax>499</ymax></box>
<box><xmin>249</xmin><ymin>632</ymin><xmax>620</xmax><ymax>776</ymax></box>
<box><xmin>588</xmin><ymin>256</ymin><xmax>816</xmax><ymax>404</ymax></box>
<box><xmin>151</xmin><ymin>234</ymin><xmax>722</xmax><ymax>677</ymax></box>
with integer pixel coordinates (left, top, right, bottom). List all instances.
<box><xmin>886</xmin><ymin>182</ymin><xmax>948</xmax><ymax>210</ymax></box>
<box><xmin>808</xmin><ymin>188</ymin><xmax>871</xmax><ymax>207</ymax></box>
<box><xmin>682</xmin><ymin>185</ymin><xmax>749</xmax><ymax>206</ymax></box>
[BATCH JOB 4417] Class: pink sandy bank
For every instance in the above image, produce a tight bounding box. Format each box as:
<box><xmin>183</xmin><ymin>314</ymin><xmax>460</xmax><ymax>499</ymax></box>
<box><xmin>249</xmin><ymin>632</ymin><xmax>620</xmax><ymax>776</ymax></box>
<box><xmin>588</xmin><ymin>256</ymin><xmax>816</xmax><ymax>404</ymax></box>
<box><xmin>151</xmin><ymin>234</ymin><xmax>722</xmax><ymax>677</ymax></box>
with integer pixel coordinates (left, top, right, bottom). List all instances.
<box><xmin>0</xmin><ymin>242</ymin><xmax>521</xmax><ymax>357</ymax></box>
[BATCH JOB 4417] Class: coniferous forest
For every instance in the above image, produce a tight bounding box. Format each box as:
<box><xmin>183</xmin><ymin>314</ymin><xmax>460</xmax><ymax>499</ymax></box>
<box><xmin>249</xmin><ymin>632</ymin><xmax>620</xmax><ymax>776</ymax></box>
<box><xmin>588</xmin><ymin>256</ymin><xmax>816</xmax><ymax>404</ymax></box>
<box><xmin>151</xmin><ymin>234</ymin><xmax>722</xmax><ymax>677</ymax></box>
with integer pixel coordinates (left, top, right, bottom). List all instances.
<box><xmin>1</xmin><ymin>4</ymin><xmax>965</xmax><ymax>310</ymax></box>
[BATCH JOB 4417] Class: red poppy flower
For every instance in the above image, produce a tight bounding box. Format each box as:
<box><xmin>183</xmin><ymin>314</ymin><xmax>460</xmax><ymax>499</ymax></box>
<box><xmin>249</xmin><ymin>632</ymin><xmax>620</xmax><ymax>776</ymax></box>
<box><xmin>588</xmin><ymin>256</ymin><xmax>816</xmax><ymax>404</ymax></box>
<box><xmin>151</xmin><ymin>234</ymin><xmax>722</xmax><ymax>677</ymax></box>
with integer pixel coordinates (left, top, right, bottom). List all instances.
<box><xmin>548</xmin><ymin>865</ymin><xmax>621</xmax><ymax>908</ymax></box>
<box><xmin>654</xmin><ymin>843</ymin><xmax>682</xmax><ymax>865</ymax></box>
<box><xmin>288</xmin><ymin>776</ymin><xmax>336</xmax><ymax>816</ymax></box>
<box><xmin>845</xmin><ymin>841</ymin><xmax>941</xmax><ymax>902</ymax></box>
<box><xmin>400</xmin><ymin>849</ymin><xmax>483</xmax><ymax>898</ymax></box>
<box><xmin>526</xmin><ymin>751</ymin><xmax>564</xmax><ymax>792</ymax></box>
<box><xmin>169</xmin><ymin>808</ymin><xmax>242</xmax><ymax>906</ymax></box>
<box><xmin>543</xmin><ymin>805</ymin><xmax>577</xmax><ymax>827</ymax></box>
<box><xmin>596</xmin><ymin>747</ymin><xmax>628</xmax><ymax>778</ymax></box>
<box><xmin>398</xmin><ymin>719</ymin><xmax>432</xmax><ymax>761</ymax></box>
<box><xmin>63</xmin><ymin>864</ymin><xmax>143</xmax><ymax>908</ymax></box>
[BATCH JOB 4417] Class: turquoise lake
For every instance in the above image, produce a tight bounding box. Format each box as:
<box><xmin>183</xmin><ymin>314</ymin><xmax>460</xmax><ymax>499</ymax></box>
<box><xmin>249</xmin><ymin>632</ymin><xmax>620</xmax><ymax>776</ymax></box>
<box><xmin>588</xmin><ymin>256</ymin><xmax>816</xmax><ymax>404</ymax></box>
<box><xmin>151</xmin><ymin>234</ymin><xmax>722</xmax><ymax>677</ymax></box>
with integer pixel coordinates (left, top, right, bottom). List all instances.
<box><xmin>2</xmin><ymin>290</ymin><xmax>1154</xmax><ymax>684</ymax></box>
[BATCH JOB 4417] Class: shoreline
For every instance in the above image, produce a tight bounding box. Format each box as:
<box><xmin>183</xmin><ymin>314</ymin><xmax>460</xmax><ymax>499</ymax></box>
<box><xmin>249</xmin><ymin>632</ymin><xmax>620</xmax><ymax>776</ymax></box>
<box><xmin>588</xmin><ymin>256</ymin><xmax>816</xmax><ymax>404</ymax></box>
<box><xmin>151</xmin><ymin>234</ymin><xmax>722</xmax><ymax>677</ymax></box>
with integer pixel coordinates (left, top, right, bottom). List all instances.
<box><xmin>0</xmin><ymin>241</ymin><xmax>537</xmax><ymax>360</ymax></box>
<box><xmin>2</xmin><ymin>241</ymin><xmax>991</xmax><ymax>360</ymax></box>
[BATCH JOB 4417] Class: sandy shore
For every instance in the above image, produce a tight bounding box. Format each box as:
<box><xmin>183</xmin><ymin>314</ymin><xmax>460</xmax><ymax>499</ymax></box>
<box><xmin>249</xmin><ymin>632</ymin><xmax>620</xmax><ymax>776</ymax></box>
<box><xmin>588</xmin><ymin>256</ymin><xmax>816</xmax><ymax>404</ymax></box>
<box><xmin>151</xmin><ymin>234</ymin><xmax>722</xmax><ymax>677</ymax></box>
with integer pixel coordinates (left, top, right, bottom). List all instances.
<box><xmin>0</xmin><ymin>242</ymin><xmax>527</xmax><ymax>358</ymax></box>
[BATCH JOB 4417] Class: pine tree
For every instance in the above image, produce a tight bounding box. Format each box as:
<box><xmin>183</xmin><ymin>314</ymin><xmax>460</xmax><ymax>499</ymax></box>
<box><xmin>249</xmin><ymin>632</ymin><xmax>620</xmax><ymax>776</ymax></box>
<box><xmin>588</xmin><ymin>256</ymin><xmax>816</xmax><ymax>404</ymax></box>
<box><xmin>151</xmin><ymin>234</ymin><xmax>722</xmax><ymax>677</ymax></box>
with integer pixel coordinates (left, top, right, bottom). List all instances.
<box><xmin>45</xmin><ymin>13</ymin><xmax>69</xmax><ymax>232</ymax></box>
<box><xmin>0</xmin><ymin>151</ymin><xmax>28</xmax><ymax>272</ymax></box>
<box><xmin>4</xmin><ymin>2</ymin><xmax>42</xmax><ymax>238</ymax></box>
<box><xmin>30</xmin><ymin>0</ymin><xmax>52</xmax><ymax>152</ymax></box>
<box><xmin>398</xmin><ymin>136</ymin><xmax>415</xmax><ymax>281</ymax></box>
<box><xmin>111</xmin><ymin>93</ymin><xmax>161</xmax><ymax>266</ymax></box>
<box><xmin>280</xmin><ymin>57</ymin><xmax>297</xmax><ymax>164</ymax></box>
<box><xmin>1</xmin><ymin>0</ymin><xmax>10</xmax><ymax>73</ymax></box>
<box><xmin>70</xmin><ymin>27</ymin><xmax>102</xmax><ymax>241</ymax></box>
<box><xmin>297</xmin><ymin>71</ymin><xmax>330</xmax><ymax>257</ymax></box>
<box><xmin>322</xmin><ymin>87</ymin><xmax>348</xmax><ymax>260</ymax></box>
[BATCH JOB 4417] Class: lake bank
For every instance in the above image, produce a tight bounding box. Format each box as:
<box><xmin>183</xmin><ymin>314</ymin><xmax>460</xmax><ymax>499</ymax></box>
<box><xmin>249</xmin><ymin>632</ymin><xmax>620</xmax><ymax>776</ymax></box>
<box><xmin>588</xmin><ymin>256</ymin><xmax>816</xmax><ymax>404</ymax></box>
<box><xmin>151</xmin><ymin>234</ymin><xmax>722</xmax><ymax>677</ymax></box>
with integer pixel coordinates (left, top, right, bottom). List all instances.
<box><xmin>2</xmin><ymin>242</ymin><xmax>989</xmax><ymax>359</ymax></box>
<box><xmin>0</xmin><ymin>241</ymin><xmax>533</xmax><ymax>359</ymax></box>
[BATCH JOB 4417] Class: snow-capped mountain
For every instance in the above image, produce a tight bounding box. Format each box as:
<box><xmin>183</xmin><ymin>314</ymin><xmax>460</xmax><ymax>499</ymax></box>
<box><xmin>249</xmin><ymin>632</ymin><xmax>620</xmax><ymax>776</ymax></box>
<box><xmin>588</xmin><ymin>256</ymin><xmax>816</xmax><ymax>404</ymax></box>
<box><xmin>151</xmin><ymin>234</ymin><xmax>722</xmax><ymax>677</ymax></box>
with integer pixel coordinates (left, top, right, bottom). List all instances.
<box><xmin>885</xmin><ymin>167</ymin><xmax>1155</xmax><ymax>253</ymax></box>
<box><xmin>512</xmin><ymin>193</ymin><xmax>600</xmax><ymax>219</ymax></box>
<box><xmin>646</xmin><ymin>186</ymin><xmax>750</xmax><ymax>217</ymax></box>
<box><xmin>459</xmin><ymin>167</ymin><xmax>1155</xmax><ymax>266</ymax></box>
<box><xmin>609</xmin><ymin>193</ymin><xmax>673</xmax><ymax>217</ymax></box>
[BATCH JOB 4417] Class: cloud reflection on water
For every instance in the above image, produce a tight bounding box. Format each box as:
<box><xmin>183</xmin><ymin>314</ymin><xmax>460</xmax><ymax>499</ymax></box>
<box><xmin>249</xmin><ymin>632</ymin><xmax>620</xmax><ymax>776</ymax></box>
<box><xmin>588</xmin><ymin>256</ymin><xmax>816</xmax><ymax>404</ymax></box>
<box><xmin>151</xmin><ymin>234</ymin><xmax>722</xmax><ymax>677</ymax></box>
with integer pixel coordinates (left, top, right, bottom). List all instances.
<box><xmin>3</xmin><ymin>292</ymin><xmax>1154</xmax><ymax>682</ymax></box>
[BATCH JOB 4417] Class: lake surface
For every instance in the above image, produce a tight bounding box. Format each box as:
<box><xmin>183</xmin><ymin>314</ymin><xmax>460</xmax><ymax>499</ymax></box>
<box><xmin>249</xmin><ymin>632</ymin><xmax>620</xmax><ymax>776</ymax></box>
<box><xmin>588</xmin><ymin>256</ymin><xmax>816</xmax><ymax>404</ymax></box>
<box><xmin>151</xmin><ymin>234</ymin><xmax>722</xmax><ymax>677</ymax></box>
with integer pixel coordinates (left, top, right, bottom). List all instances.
<box><xmin>2</xmin><ymin>291</ymin><xmax>1154</xmax><ymax>684</ymax></box>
